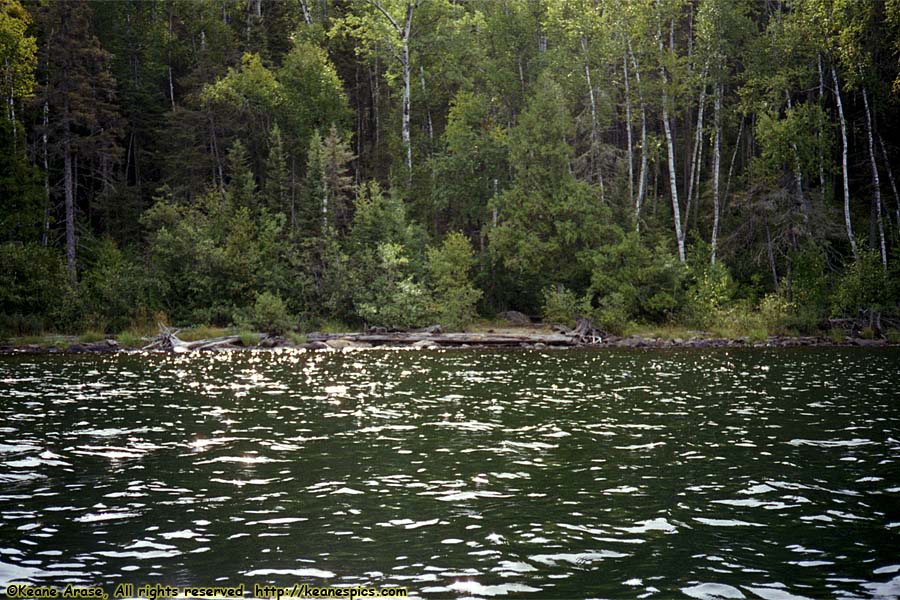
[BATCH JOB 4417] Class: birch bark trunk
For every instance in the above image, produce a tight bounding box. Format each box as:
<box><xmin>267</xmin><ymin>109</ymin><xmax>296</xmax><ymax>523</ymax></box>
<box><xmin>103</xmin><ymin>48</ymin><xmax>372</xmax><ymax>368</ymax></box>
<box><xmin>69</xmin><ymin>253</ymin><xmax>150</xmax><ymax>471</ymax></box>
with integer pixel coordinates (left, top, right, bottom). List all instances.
<box><xmin>657</xmin><ymin>19</ymin><xmax>685</xmax><ymax>262</ymax></box>
<box><xmin>861</xmin><ymin>85</ymin><xmax>886</xmax><ymax>268</ymax></box>
<box><xmin>629</xmin><ymin>42</ymin><xmax>648</xmax><ymax>232</ymax></box>
<box><xmin>831</xmin><ymin>65</ymin><xmax>857</xmax><ymax>259</ymax></box>
<box><xmin>711</xmin><ymin>84</ymin><xmax>722</xmax><ymax>265</ymax></box>
<box><xmin>623</xmin><ymin>49</ymin><xmax>634</xmax><ymax>209</ymax></box>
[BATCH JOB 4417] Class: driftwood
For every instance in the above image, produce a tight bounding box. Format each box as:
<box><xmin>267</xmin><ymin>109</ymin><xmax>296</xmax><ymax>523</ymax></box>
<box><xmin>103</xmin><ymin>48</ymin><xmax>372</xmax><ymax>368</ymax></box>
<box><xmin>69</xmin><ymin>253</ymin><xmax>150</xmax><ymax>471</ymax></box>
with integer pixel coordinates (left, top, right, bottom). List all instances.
<box><xmin>570</xmin><ymin>317</ymin><xmax>605</xmax><ymax>345</ymax></box>
<box><xmin>142</xmin><ymin>323</ymin><xmax>255</xmax><ymax>352</ymax></box>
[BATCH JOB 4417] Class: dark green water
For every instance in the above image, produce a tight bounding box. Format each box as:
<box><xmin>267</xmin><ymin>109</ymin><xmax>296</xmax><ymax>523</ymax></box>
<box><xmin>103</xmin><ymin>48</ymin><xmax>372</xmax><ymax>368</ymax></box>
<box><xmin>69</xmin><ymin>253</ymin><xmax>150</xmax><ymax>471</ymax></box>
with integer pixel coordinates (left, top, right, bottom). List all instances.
<box><xmin>1</xmin><ymin>348</ymin><xmax>899</xmax><ymax>599</ymax></box>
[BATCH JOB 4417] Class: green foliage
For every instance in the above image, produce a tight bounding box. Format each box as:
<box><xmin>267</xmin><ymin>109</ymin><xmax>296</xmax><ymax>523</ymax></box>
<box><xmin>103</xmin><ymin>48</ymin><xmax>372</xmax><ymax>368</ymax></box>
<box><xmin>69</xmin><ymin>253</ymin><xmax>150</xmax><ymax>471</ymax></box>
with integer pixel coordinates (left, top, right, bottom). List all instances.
<box><xmin>427</xmin><ymin>232</ymin><xmax>482</xmax><ymax>329</ymax></box>
<box><xmin>3</xmin><ymin>0</ymin><xmax>900</xmax><ymax>343</ymax></box>
<box><xmin>832</xmin><ymin>250</ymin><xmax>890</xmax><ymax>318</ymax></box>
<box><xmin>589</xmin><ymin>232</ymin><xmax>686</xmax><ymax>331</ymax></box>
<box><xmin>0</xmin><ymin>242</ymin><xmax>70</xmax><ymax>334</ymax></box>
<box><xmin>541</xmin><ymin>286</ymin><xmax>588</xmax><ymax>328</ymax></box>
<box><xmin>0</xmin><ymin>0</ymin><xmax>37</xmax><ymax>102</ymax></box>
<box><xmin>79</xmin><ymin>238</ymin><xmax>149</xmax><ymax>333</ymax></box>
<box><xmin>226</xmin><ymin>140</ymin><xmax>258</xmax><ymax>210</ymax></box>
<box><xmin>356</xmin><ymin>243</ymin><xmax>431</xmax><ymax>330</ymax></box>
<box><xmin>490</xmin><ymin>73</ymin><xmax>613</xmax><ymax>298</ymax></box>
<box><xmin>179</xmin><ymin>326</ymin><xmax>230</xmax><ymax>342</ymax></box>
<box><xmin>686</xmin><ymin>261</ymin><xmax>735</xmax><ymax>328</ymax></box>
<box><xmin>786</xmin><ymin>246</ymin><xmax>832</xmax><ymax>333</ymax></box>
<box><xmin>287</xmin><ymin>331</ymin><xmax>307</xmax><ymax>345</ymax></box>
<box><xmin>238</xmin><ymin>330</ymin><xmax>260</xmax><ymax>347</ymax></box>
<box><xmin>116</xmin><ymin>330</ymin><xmax>144</xmax><ymax>348</ymax></box>
<box><xmin>0</xmin><ymin>120</ymin><xmax>43</xmax><ymax>242</ymax></box>
<box><xmin>264</xmin><ymin>124</ymin><xmax>290</xmax><ymax>216</ymax></box>
<box><xmin>78</xmin><ymin>331</ymin><xmax>105</xmax><ymax>343</ymax></box>
<box><xmin>142</xmin><ymin>187</ymin><xmax>297</xmax><ymax>325</ymax></box>
<box><xmin>248</xmin><ymin>291</ymin><xmax>294</xmax><ymax>335</ymax></box>
<box><xmin>758</xmin><ymin>293</ymin><xmax>794</xmax><ymax>336</ymax></box>
<box><xmin>277</xmin><ymin>40</ymin><xmax>350</xmax><ymax>156</ymax></box>
<box><xmin>710</xmin><ymin>301</ymin><xmax>768</xmax><ymax>342</ymax></box>
<box><xmin>429</xmin><ymin>91</ymin><xmax>508</xmax><ymax>237</ymax></box>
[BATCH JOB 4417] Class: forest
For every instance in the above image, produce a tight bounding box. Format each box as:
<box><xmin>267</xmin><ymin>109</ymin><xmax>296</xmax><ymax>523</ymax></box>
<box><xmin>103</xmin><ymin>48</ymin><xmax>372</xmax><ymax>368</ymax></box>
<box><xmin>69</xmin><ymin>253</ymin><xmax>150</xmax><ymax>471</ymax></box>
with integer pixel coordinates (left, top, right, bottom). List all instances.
<box><xmin>2</xmin><ymin>0</ymin><xmax>900</xmax><ymax>341</ymax></box>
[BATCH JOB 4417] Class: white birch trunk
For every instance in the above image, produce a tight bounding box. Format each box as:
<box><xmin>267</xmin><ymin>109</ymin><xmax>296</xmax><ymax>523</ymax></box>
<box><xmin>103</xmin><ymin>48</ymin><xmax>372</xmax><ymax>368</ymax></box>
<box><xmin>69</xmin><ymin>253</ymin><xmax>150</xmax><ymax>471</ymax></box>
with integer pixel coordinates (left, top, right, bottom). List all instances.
<box><xmin>658</xmin><ymin>19</ymin><xmax>685</xmax><ymax>262</ymax></box>
<box><xmin>369</xmin><ymin>1</ymin><xmax>416</xmax><ymax>177</ymax></box>
<box><xmin>832</xmin><ymin>65</ymin><xmax>858</xmax><ymax>260</ymax></box>
<box><xmin>42</xmin><ymin>98</ymin><xmax>50</xmax><ymax>247</ymax></box>
<box><xmin>711</xmin><ymin>84</ymin><xmax>722</xmax><ymax>265</ymax></box>
<box><xmin>685</xmin><ymin>65</ymin><xmax>708</xmax><ymax>234</ymax></box>
<box><xmin>299</xmin><ymin>0</ymin><xmax>312</xmax><ymax>24</ymax></box>
<box><xmin>420</xmin><ymin>66</ymin><xmax>433</xmax><ymax>145</ymax></box>
<box><xmin>582</xmin><ymin>37</ymin><xmax>599</xmax><ymax>188</ymax></box>
<box><xmin>629</xmin><ymin>42</ymin><xmax>648</xmax><ymax>232</ymax></box>
<box><xmin>861</xmin><ymin>85</ymin><xmax>886</xmax><ymax>268</ymax></box>
<box><xmin>623</xmin><ymin>48</ymin><xmax>634</xmax><ymax>208</ymax></box>
<box><xmin>401</xmin><ymin>41</ymin><xmax>411</xmax><ymax>175</ymax></box>
<box><xmin>817</xmin><ymin>54</ymin><xmax>826</xmax><ymax>195</ymax></box>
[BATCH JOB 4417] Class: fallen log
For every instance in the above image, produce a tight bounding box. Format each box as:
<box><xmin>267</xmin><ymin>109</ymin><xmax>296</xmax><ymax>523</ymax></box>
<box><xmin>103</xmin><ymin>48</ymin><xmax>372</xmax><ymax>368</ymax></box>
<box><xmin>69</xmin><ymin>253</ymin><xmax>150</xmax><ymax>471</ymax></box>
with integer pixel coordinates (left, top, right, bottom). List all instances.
<box><xmin>143</xmin><ymin>323</ymin><xmax>263</xmax><ymax>352</ymax></box>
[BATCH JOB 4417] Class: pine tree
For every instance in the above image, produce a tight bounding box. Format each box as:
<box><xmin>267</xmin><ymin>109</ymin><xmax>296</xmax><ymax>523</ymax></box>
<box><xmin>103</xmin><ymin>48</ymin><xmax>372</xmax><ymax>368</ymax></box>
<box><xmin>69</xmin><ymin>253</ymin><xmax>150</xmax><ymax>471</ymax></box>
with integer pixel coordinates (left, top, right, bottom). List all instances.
<box><xmin>35</xmin><ymin>0</ymin><xmax>122</xmax><ymax>282</ymax></box>
<box><xmin>300</xmin><ymin>130</ymin><xmax>327</xmax><ymax>240</ymax></box>
<box><xmin>264</xmin><ymin>124</ymin><xmax>290</xmax><ymax>218</ymax></box>
<box><xmin>225</xmin><ymin>139</ymin><xmax>257</xmax><ymax>210</ymax></box>
<box><xmin>321</xmin><ymin>125</ymin><xmax>355</xmax><ymax>233</ymax></box>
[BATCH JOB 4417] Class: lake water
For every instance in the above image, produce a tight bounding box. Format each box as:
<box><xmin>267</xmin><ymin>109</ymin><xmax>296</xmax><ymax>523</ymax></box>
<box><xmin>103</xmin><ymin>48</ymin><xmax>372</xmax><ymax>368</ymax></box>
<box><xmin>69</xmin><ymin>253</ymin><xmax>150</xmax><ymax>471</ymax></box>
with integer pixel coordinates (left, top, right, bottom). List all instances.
<box><xmin>1</xmin><ymin>348</ymin><xmax>899</xmax><ymax>599</ymax></box>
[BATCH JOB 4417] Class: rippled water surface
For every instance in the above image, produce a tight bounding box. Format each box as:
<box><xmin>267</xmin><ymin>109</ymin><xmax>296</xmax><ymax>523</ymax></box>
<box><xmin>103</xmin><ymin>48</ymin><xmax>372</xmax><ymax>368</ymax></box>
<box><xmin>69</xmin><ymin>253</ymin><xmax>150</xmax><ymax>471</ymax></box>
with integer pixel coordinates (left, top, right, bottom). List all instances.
<box><xmin>1</xmin><ymin>348</ymin><xmax>900</xmax><ymax>598</ymax></box>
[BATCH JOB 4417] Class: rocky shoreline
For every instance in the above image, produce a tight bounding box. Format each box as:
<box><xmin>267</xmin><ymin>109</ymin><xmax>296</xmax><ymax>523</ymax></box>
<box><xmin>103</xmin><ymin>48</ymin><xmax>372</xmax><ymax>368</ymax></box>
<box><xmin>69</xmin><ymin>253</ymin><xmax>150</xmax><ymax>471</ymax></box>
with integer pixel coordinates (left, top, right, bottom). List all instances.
<box><xmin>1</xmin><ymin>330</ymin><xmax>895</xmax><ymax>355</ymax></box>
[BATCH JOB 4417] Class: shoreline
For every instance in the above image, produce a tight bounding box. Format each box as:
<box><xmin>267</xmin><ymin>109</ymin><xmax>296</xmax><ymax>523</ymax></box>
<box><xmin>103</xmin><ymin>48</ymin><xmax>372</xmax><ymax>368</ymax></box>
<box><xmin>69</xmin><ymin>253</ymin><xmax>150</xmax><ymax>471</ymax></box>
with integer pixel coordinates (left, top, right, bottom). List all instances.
<box><xmin>1</xmin><ymin>329</ymin><xmax>895</xmax><ymax>355</ymax></box>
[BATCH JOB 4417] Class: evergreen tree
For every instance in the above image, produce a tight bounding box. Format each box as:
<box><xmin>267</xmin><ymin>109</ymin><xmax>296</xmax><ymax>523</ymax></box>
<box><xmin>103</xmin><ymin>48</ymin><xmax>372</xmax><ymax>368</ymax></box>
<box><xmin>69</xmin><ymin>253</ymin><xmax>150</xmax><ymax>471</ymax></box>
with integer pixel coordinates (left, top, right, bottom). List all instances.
<box><xmin>264</xmin><ymin>123</ymin><xmax>290</xmax><ymax>218</ymax></box>
<box><xmin>35</xmin><ymin>0</ymin><xmax>122</xmax><ymax>282</ymax></box>
<box><xmin>225</xmin><ymin>139</ymin><xmax>257</xmax><ymax>210</ymax></box>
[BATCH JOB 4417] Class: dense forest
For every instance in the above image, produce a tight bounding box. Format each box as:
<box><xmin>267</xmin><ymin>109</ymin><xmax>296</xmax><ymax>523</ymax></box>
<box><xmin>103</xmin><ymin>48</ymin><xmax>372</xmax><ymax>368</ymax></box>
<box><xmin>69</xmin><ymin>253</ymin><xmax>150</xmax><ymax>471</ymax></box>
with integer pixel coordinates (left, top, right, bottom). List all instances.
<box><xmin>3</xmin><ymin>0</ymin><xmax>900</xmax><ymax>340</ymax></box>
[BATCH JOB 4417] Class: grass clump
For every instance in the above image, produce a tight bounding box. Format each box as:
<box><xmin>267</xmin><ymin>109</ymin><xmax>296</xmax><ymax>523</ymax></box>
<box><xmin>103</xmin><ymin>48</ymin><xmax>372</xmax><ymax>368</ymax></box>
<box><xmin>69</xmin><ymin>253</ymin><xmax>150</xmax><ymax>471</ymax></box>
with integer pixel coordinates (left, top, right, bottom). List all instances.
<box><xmin>287</xmin><ymin>331</ymin><xmax>307</xmax><ymax>345</ymax></box>
<box><xmin>886</xmin><ymin>329</ymin><xmax>900</xmax><ymax>344</ymax></box>
<box><xmin>78</xmin><ymin>330</ymin><xmax>106</xmax><ymax>343</ymax></box>
<box><xmin>117</xmin><ymin>330</ymin><xmax>144</xmax><ymax>348</ymax></box>
<box><xmin>828</xmin><ymin>328</ymin><xmax>846</xmax><ymax>343</ymax></box>
<box><xmin>316</xmin><ymin>320</ymin><xmax>352</xmax><ymax>334</ymax></box>
<box><xmin>238</xmin><ymin>330</ymin><xmax>260</xmax><ymax>347</ymax></box>
<box><xmin>179</xmin><ymin>325</ymin><xmax>230</xmax><ymax>341</ymax></box>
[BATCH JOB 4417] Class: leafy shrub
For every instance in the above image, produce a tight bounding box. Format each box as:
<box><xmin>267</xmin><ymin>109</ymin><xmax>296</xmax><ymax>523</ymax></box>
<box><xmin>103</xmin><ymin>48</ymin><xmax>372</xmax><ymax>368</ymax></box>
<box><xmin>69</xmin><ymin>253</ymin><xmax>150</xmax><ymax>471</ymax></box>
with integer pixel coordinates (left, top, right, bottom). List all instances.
<box><xmin>79</xmin><ymin>238</ymin><xmax>149</xmax><ymax>333</ymax></box>
<box><xmin>589</xmin><ymin>232</ymin><xmax>686</xmax><ymax>329</ymax></box>
<box><xmin>686</xmin><ymin>261</ymin><xmax>734</xmax><ymax>328</ymax></box>
<box><xmin>250</xmin><ymin>291</ymin><xmax>294</xmax><ymax>335</ymax></box>
<box><xmin>0</xmin><ymin>242</ymin><xmax>70</xmax><ymax>334</ymax></box>
<box><xmin>832</xmin><ymin>250</ymin><xmax>890</xmax><ymax>319</ymax></box>
<box><xmin>541</xmin><ymin>285</ymin><xmax>587</xmax><ymax>328</ymax></box>
<box><xmin>758</xmin><ymin>293</ymin><xmax>794</xmax><ymax>336</ymax></box>
<box><xmin>786</xmin><ymin>245</ymin><xmax>830</xmax><ymax>333</ymax></box>
<box><xmin>715</xmin><ymin>303</ymin><xmax>767</xmax><ymax>341</ymax></box>
<box><xmin>355</xmin><ymin>243</ymin><xmax>431</xmax><ymax>330</ymax></box>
